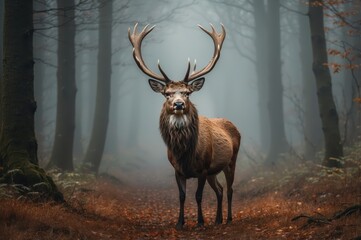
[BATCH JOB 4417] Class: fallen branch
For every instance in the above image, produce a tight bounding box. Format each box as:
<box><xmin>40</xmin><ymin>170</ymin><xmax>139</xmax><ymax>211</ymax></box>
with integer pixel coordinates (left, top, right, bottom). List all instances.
<box><xmin>333</xmin><ymin>205</ymin><xmax>361</xmax><ymax>220</ymax></box>
<box><xmin>292</xmin><ymin>204</ymin><xmax>361</xmax><ymax>229</ymax></box>
<box><xmin>291</xmin><ymin>214</ymin><xmax>331</xmax><ymax>229</ymax></box>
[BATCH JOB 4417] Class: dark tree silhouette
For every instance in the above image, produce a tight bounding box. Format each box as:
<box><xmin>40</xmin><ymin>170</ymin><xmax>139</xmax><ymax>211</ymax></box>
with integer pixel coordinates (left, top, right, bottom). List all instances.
<box><xmin>83</xmin><ymin>0</ymin><xmax>113</xmax><ymax>173</ymax></box>
<box><xmin>0</xmin><ymin>0</ymin><xmax>62</xmax><ymax>200</ymax></box>
<box><xmin>340</xmin><ymin>1</ymin><xmax>361</xmax><ymax>144</ymax></box>
<box><xmin>0</xmin><ymin>1</ymin><xmax>3</xmax><ymax>81</ymax></box>
<box><xmin>252</xmin><ymin>0</ymin><xmax>270</xmax><ymax>153</ymax></box>
<box><xmin>265</xmin><ymin>0</ymin><xmax>289</xmax><ymax>165</ymax></box>
<box><xmin>0</xmin><ymin>1</ymin><xmax>3</xmax><ymax>147</ymax></box>
<box><xmin>49</xmin><ymin>0</ymin><xmax>76</xmax><ymax>171</ymax></box>
<box><xmin>308</xmin><ymin>0</ymin><xmax>343</xmax><ymax>167</ymax></box>
<box><xmin>298</xmin><ymin>2</ymin><xmax>323</xmax><ymax>159</ymax></box>
<box><xmin>33</xmin><ymin>0</ymin><xmax>48</xmax><ymax>159</ymax></box>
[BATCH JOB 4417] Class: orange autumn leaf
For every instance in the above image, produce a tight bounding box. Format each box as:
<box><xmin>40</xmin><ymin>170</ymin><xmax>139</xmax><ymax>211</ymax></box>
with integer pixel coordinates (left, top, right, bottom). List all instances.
<box><xmin>353</xmin><ymin>98</ymin><xmax>361</xmax><ymax>104</ymax></box>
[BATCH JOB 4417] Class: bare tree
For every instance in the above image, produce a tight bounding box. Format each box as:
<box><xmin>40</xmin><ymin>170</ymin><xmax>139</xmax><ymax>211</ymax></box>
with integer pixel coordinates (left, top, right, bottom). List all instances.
<box><xmin>33</xmin><ymin>0</ymin><xmax>48</xmax><ymax>161</ymax></box>
<box><xmin>83</xmin><ymin>0</ymin><xmax>113</xmax><ymax>173</ymax></box>
<box><xmin>0</xmin><ymin>1</ymin><xmax>3</xmax><ymax>142</ymax></box>
<box><xmin>336</xmin><ymin>1</ymin><xmax>361</xmax><ymax>144</ymax></box>
<box><xmin>298</xmin><ymin>2</ymin><xmax>323</xmax><ymax>159</ymax></box>
<box><xmin>265</xmin><ymin>0</ymin><xmax>289</xmax><ymax>165</ymax></box>
<box><xmin>252</xmin><ymin>0</ymin><xmax>271</xmax><ymax>153</ymax></box>
<box><xmin>0</xmin><ymin>1</ymin><xmax>3</xmax><ymax>80</ymax></box>
<box><xmin>308</xmin><ymin>0</ymin><xmax>343</xmax><ymax>167</ymax></box>
<box><xmin>49</xmin><ymin>0</ymin><xmax>77</xmax><ymax>171</ymax></box>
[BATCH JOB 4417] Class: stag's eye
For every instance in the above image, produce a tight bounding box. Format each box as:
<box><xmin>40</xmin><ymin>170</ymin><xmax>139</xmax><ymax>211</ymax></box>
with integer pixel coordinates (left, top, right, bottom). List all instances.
<box><xmin>181</xmin><ymin>92</ymin><xmax>190</xmax><ymax>97</ymax></box>
<box><xmin>164</xmin><ymin>92</ymin><xmax>173</xmax><ymax>98</ymax></box>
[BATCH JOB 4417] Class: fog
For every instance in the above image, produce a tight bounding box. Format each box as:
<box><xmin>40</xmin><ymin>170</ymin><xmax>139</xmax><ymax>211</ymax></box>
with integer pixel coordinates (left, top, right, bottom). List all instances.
<box><xmin>32</xmin><ymin>0</ymin><xmax>356</xmax><ymax>184</ymax></box>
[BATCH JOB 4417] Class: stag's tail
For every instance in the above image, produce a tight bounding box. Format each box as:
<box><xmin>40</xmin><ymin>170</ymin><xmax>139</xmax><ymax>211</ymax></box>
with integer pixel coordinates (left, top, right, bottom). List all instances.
<box><xmin>222</xmin><ymin>120</ymin><xmax>241</xmax><ymax>164</ymax></box>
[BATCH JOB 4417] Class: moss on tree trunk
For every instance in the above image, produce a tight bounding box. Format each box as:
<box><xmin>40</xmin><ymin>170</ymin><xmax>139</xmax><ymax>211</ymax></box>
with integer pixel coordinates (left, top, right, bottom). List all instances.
<box><xmin>0</xmin><ymin>0</ymin><xmax>63</xmax><ymax>201</ymax></box>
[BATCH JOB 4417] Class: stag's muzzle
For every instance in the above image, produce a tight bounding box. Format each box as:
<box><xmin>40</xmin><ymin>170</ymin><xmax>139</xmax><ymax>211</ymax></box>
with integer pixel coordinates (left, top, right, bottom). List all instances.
<box><xmin>173</xmin><ymin>102</ymin><xmax>185</xmax><ymax>110</ymax></box>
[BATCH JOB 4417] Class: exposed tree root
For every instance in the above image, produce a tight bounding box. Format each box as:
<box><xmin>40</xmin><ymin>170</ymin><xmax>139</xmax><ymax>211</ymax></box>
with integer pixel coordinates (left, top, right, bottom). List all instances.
<box><xmin>292</xmin><ymin>205</ymin><xmax>361</xmax><ymax>229</ymax></box>
<box><xmin>333</xmin><ymin>205</ymin><xmax>361</xmax><ymax>220</ymax></box>
<box><xmin>291</xmin><ymin>214</ymin><xmax>331</xmax><ymax>229</ymax></box>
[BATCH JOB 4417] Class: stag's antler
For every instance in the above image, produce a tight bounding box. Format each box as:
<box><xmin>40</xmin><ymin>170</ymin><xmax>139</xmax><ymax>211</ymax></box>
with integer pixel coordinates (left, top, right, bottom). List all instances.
<box><xmin>183</xmin><ymin>24</ymin><xmax>226</xmax><ymax>83</ymax></box>
<box><xmin>128</xmin><ymin>23</ymin><xmax>170</xmax><ymax>83</ymax></box>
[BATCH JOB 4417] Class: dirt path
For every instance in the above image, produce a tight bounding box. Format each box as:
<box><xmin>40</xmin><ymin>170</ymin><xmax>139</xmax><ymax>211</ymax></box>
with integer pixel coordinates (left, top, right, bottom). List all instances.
<box><xmin>63</xmin><ymin>176</ymin><xmax>361</xmax><ymax>239</ymax></box>
<box><xmin>1</xmin><ymin>169</ymin><xmax>361</xmax><ymax>239</ymax></box>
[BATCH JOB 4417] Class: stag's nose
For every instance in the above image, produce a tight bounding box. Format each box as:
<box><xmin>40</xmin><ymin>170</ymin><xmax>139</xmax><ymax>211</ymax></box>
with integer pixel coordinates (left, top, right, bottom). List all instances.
<box><xmin>174</xmin><ymin>102</ymin><xmax>185</xmax><ymax>110</ymax></box>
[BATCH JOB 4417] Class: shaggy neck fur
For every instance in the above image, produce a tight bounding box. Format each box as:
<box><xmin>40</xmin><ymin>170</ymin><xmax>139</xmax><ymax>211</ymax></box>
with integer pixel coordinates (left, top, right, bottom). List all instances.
<box><xmin>160</xmin><ymin>102</ymin><xmax>199</xmax><ymax>177</ymax></box>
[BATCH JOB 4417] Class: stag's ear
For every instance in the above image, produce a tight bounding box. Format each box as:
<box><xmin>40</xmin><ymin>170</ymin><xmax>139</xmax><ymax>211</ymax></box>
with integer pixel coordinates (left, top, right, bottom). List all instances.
<box><xmin>148</xmin><ymin>79</ymin><xmax>165</xmax><ymax>93</ymax></box>
<box><xmin>190</xmin><ymin>78</ymin><xmax>205</xmax><ymax>92</ymax></box>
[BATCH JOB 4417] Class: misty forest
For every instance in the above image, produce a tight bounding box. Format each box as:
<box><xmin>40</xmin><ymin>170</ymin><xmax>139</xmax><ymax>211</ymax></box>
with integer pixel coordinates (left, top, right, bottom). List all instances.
<box><xmin>0</xmin><ymin>0</ymin><xmax>361</xmax><ymax>239</ymax></box>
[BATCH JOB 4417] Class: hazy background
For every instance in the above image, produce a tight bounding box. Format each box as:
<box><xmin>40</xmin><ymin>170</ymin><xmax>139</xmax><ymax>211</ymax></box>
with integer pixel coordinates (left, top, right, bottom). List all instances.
<box><xmin>32</xmin><ymin>0</ymin><xmax>357</xmax><ymax>184</ymax></box>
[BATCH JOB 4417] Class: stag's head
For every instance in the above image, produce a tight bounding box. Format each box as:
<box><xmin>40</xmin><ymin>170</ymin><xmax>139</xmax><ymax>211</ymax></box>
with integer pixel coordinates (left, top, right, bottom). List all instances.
<box><xmin>128</xmin><ymin>23</ymin><xmax>225</xmax><ymax>116</ymax></box>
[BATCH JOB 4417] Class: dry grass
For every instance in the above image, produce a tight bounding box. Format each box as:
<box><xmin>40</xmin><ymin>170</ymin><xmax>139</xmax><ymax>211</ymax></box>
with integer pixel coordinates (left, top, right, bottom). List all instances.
<box><xmin>1</xmin><ymin>160</ymin><xmax>361</xmax><ymax>239</ymax></box>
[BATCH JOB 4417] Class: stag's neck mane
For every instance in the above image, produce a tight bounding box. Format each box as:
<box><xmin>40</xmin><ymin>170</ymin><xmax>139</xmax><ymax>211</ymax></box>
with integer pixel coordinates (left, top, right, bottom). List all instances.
<box><xmin>159</xmin><ymin>102</ymin><xmax>199</xmax><ymax>177</ymax></box>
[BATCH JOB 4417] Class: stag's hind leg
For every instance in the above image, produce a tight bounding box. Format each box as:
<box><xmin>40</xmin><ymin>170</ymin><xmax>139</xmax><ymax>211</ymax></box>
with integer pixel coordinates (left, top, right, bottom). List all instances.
<box><xmin>223</xmin><ymin>162</ymin><xmax>236</xmax><ymax>223</ymax></box>
<box><xmin>207</xmin><ymin>175</ymin><xmax>223</xmax><ymax>224</ymax></box>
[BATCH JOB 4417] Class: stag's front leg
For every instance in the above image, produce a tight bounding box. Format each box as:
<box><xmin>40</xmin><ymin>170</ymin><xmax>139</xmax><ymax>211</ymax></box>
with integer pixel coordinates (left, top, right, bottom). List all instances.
<box><xmin>175</xmin><ymin>171</ymin><xmax>186</xmax><ymax>230</ymax></box>
<box><xmin>195</xmin><ymin>176</ymin><xmax>206</xmax><ymax>227</ymax></box>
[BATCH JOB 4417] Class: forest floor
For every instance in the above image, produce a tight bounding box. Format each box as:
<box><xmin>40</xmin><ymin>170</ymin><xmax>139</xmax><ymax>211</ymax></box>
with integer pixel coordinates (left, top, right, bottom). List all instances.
<box><xmin>1</xmin><ymin>150</ymin><xmax>361</xmax><ymax>239</ymax></box>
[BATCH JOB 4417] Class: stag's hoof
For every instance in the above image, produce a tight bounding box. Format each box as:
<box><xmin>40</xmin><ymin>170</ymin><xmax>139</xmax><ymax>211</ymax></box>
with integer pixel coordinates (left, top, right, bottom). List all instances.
<box><xmin>197</xmin><ymin>221</ymin><xmax>204</xmax><ymax>228</ymax></box>
<box><xmin>227</xmin><ymin>218</ymin><xmax>232</xmax><ymax>224</ymax></box>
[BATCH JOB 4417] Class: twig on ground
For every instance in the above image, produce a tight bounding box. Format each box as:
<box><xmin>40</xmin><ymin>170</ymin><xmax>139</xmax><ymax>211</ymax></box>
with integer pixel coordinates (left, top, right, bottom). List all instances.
<box><xmin>292</xmin><ymin>204</ymin><xmax>361</xmax><ymax>229</ymax></box>
<box><xmin>333</xmin><ymin>205</ymin><xmax>361</xmax><ymax>220</ymax></box>
<box><xmin>291</xmin><ymin>214</ymin><xmax>331</xmax><ymax>229</ymax></box>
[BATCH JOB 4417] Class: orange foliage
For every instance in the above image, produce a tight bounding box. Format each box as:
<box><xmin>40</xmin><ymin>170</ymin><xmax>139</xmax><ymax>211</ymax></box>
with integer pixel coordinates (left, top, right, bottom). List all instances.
<box><xmin>353</xmin><ymin>97</ymin><xmax>361</xmax><ymax>104</ymax></box>
<box><xmin>323</xmin><ymin>62</ymin><xmax>342</xmax><ymax>73</ymax></box>
<box><xmin>321</xmin><ymin>0</ymin><xmax>361</xmax><ymax>75</ymax></box>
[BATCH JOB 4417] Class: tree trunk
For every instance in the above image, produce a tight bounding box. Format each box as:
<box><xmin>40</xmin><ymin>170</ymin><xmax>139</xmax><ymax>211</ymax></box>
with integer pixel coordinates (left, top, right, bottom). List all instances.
<box><xmin>104</xmin><ymin>87</ymin><xmax>119</xmax><ymax>155</ymax></box>
<box><xmin>0</xmin><ymin>1</ymin><xmax>3</xmax><ymax>79</ymax></box>
<box><xmin>298</xmin><ymin>2</ymin><xmax>323</xmax><ymax>159</ymax></box>
<box><xmin>73</xmin><ymin>31</ymin><xmax>93</xmax><ymax>161</ymax></box>
<box><xmin>342</xmin><ymin>0</ymin><xmax>361</xmax><ymax>144</ymax></box>
<box><xmin>342</xmin><ymin>40</ymin><xmax>358</xmax><ymax>145</ymax></box>
<box><xmin>308</xmin><ymin>0</ymin><xmax>343</xmax><ymax>167</ymax></box>
<box><xmin>33</xmin><ymin>0</ymin><xmax>47</xmax><ymax>162</ymax></box>
<box><xmin>0</xmin><ymin>0</ymin><xmax>62</xmax><ymax>201</ymax></box>
<box><xmin>0</xmin><ymin>1</ymin><xmax>4</xmax><ymax>166</ymax></box>
<box><xmin>253</xmin><ymin>0</ymin><xmax>270</xmax><ymax>153</ymax></box>
<box><xmin>49</xmin><ymin>0</ymin><xmax>76</xmax><ymax>171</ymax></box>
<box><xmin>126</xmin><ymin>89</ymin><xmax>140</xmax><ymax>147</ymax></box>
<box><xmin>354</xmin><ymin>0</ymin><xmax>361</xmax><ymax>138</ymax></box>
<box><xmin>73</xmin><ymin>102</ymin><xmax>84</xmax><ymax>161</ymax></box>
<box><xmin>83</xmin><ymin>0</ymin><xmax>113</xmax><ymax>173</ymax></box>
<box><xmin>265</xmin><ymin>0</ymin><xmax>289</xmax><ymax>165</ymax></box>
<box><xmin>73</xmin><ymin>49</ymin><xmax>84</xmax><ymax>161</ymax></box>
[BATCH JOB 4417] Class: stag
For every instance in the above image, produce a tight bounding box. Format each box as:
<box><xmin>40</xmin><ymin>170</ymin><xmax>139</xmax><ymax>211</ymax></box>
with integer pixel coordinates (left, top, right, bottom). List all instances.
<box><xmin>128</xmin><ymin>23</ymin><xmax>241</xmax><ymax>229</ymax></box>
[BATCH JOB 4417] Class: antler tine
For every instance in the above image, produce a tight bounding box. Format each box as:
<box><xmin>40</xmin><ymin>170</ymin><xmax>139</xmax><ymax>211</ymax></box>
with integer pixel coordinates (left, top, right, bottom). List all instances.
<box><xmin>183</xmin><ymin>58</ymin><xmax>191</xmax><ymax>82</ymax></box>
<box><xmin>193</xmin><ymin>59</ymin><xmax>197</xmax><ymax>73</ymax></box>
<box><xmin>128</xmin><ymin>23</ymin><xmax>170</xmax><ymax>83</ymax></box>
<box><xmin>158</xmin><ymin>60</ymin><xmax>171</xmax><ymax>81</ymax></box>
<box><xmin>184</xmin><ymin>24</ymin><xmax>226</xmax><ymax>82</ymax></box>
<box><xmin>128</xmin><ymin>23</ymin><xmax>153</xmax><ymax>47</ymax></box>
<box><xmin>210</xmin><ymin>23</ymin><xmax>216</xmax><ymax>33</ymax></box>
